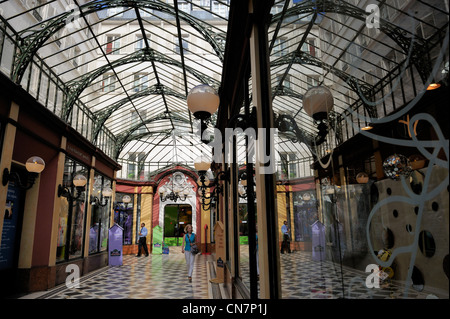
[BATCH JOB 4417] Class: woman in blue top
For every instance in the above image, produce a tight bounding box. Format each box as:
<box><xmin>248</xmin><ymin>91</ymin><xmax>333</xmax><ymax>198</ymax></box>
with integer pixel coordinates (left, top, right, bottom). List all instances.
<box><xmin>181</xmin><ymin>224</ymin><xmax>196</xmax><ymax>282</ymax></box>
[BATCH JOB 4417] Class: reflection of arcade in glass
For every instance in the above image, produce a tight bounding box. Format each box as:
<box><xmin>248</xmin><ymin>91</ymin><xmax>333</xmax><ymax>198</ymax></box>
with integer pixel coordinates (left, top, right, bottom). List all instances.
<box><xmin>114</xmin><ymin>195</ymin><xmax>133</xmax><ymax>245</ymax></box>
<box><xmin>293</xmin><ymin>192</ymin><xmax>318</xmax><ymax>246</ymax></box>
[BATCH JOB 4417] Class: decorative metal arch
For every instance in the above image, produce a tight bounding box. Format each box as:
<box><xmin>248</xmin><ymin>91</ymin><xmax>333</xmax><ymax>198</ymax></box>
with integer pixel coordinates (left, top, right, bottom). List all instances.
<box><xmin>64</xmin><ymin>48</ymin><xmax>219</xmax><ymax>121</ymax></box>
<box><xmin>153</xmin><ymin>166</ymin><xmax>199</xmax><ymax>185</ymax></box>
<box><xmin>271</xmin><ymin>51</ymin><xmax>378</xmax><ymax>118</ymax></box>
<box><xmin>112</xmin><ymin>112</ymin><xmax>193</xmax><ymax>160</ymax></box>
<box><xmin>92</xmin><ymin>83</ymin><xmax>186</xmax><ymax>141</ymax></box>
<box><xmin>113</xmin><ymin>129</ymin><xmax>172</xmax><ymax>160</ymax></box>
<box><xmin>273</xmin><ymin>0</ymin><xmax>432</xmax><ymax>83</ymax></box>
<box><xmin>12</xmin><ymin>0</ymin><xmax>226</xmax><ymax>84</ymax></box>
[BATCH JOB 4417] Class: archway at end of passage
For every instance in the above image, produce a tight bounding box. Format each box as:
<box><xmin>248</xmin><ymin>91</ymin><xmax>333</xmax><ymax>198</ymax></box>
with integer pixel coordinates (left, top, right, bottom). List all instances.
<box><xmin>163</xmin><ymin>204</ymin><xmax>192</xmax><ymax>246</ymax></box>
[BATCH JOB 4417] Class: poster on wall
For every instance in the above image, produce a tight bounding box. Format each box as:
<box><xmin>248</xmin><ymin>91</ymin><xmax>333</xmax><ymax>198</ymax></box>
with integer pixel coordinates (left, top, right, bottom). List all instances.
<box><xmin>0</xmin><ymin>183</ymin><xmax>21</xmax><ymax>270</ymax></box>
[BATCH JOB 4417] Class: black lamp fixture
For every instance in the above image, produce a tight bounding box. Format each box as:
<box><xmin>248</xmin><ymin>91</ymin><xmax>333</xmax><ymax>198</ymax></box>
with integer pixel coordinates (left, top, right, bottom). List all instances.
<box><xmin>90</xmin><ymin>186</ymin><xmax>113</xmax><ymax>207</ymax></box>
<box><xmin>187</xmin><ymin>84</ymin><xmax>220</xmax><ymax>144</ymax></box>
<box><xmin>58</xmin><ymin>174</ymin><xmax>87</xmax><ymax>200</ymax></box>
<box><xmin>2</xmin><ymin>156</ymin><xmax>45</xmax><ymax>190</ymax></box>
<box><xmin>195</xmin><ymin>156</ymin><xmax>229</xmax><ymax>210</ymax></box>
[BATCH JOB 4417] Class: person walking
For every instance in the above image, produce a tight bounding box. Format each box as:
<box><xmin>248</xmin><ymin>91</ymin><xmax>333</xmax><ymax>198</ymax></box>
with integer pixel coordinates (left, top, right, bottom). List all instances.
<box><xmin>281</xmin><ymin>220</ymin><xmax>291</xmax><ymax>254</ymax></box>
<box><xmin>136</xmin><ymin>222</ymin><xmax>149</xmax><ymax>257</ymax></box>
<box><xmin>181</xmin><ymin>224</ymin><xmax>196</xmax><ymax>282</ymax></box>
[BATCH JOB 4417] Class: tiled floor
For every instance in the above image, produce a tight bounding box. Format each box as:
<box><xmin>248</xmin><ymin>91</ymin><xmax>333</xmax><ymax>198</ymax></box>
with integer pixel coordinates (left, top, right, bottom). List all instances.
<box><xmin>20</xmin><ymin>246</ymin><xmax>446</xmax><ymax>299</ymax></box>
<box><xmin>240</xmin><ymin>247</ymin><xmax>447</xmax><ymax>299</ymax></box>
<box><xmin>32</xmin><ymin>246</ymin><xmax>213</xmax><ymax>299</ymax></box>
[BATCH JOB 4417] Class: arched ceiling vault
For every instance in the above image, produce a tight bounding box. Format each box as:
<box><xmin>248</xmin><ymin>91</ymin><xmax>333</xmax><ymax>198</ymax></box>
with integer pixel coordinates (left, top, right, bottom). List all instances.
<box><xmin>1</xmin><ymin>0</ymin><xmax>447</xmax><ymax>175</ymax></box>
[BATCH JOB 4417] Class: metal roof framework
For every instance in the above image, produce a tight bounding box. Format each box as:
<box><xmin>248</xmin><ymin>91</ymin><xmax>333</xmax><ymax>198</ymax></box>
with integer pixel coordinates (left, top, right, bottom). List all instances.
<box><xmin>0</xmin><ymin>0</ymin><xmax>448</xmax><ymax>179</ymax></box>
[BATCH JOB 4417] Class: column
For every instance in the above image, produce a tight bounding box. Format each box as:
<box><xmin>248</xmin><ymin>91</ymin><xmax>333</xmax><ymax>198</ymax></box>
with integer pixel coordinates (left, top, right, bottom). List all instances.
<box><xmin>48</xmin><ymin>137</ymin><xmax>67</xmax><ymax>267</ymax></box>
<box><xmin>82</xmin><ymin>157</ymin><xmax>96</xmax><ymax>258</ymax></box>
<box><xmin>249</xmin><ymin>0</ymin><xmax>281</xmax><ymax>299</ymax></box>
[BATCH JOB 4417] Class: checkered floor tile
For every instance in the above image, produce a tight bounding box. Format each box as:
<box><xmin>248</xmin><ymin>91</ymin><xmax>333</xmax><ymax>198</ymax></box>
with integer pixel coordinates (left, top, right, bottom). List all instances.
<box><xmin>239</xmin><ymin>247</ymin><xmax>446</xmax><ymax>299</ymax></box>
<box><xmin>37</xmin><ymin>247</ymin><xmax>212</xmax><ymax>299</ymax></box>
<box><xmin>23</xmin><ymin>246</ymin><xmax>446</xmax><ymax>299</ymax></box>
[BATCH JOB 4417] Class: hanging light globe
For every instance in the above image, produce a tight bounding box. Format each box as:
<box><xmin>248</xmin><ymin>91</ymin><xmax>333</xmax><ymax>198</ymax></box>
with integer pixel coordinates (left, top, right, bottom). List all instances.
<box><xmin>194</xmin><ymin>155</ymin><xmax>211</xmax><ymax>173</ymax></box>
<box><xmin>302</xmin><ymin>86</ymin><xmax>334</xmax><ymax>122</ymax></box>
<box><xmin>187</xmin><ymin>84</ymin><xmax>220</xmax><ymax>120</ymax></box>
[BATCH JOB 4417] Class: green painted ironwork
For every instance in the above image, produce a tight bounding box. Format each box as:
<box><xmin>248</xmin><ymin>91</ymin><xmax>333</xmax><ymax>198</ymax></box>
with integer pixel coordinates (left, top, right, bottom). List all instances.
<box><xmin>63</xmin><ymin>48</ymin><xmax>219</xmax><ymax>121</ymax></box>
<box><xmin>275</xmin><ymin>0</ymin><xmax>433</xmax><ymax>83</ymax></box>
<box><xmin>92</xmin><ymin>83</ymin><xmax>186</xmax><ymax>141</ymax></box>
<box><xmin>12</xmin><ymin>0</ymin><xmax>226</xmax><ymax>84</ymax></box>
<box><xmin>271</xmin><ymin>51</ymin><xmax>377</xmax><ymax>119</ymax></box>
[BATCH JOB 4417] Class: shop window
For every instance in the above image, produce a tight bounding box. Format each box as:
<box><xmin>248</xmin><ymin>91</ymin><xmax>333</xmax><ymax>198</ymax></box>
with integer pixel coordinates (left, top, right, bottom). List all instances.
<box><xmin>293</xmin><ymin>191</ymin><xmax>318</xmax><ymax>243</ymax></box>
<box><xmin>89</xmin><ymin>173</ymin><xmax>112</xmax><ymax>255</ymax></box>
<box><xmin>114</xmin><ymin>193</ymin><xmax>134</xmax><ymax>245</ymax></box>
<box><xmin>56</xmin><ymin>157</ymin><xmax>89</xmax><ymax>263</ymax></box>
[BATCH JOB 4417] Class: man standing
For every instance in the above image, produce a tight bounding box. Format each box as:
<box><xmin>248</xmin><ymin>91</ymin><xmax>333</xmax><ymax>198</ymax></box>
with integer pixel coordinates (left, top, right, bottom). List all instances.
<box><xmin>281</xmin><ymin>221</ymin><xmax>291</xmax><ymax>254</ymax></box>
<box><xmin>136</xmin><ymin>222</ymin><xmax>149</xmax><ymax>257</ymax></box>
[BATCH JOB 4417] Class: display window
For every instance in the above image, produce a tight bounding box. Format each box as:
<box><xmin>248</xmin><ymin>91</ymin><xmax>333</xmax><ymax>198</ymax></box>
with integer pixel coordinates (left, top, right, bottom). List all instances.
<box><xmin>114</xmin><ymin>193</ymin><xmax>134</xmax><ymax>245</ymax></box>
<box><xmin>89</xmin><ymin>173</ymin><xmax>112</xmax><ymax>254</ymax></box>
<box><xmin>56</xmin><ymin>157</ymin><xmax>89</xmax><ymax>263</ymax></box>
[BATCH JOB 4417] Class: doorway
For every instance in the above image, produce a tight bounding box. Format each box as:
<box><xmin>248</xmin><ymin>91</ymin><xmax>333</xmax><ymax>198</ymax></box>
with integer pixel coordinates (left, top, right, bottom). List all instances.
<box><xmin>164</xmin><ymin>204</ymin><xmax>192</xmax><ymax>246</ymax></box>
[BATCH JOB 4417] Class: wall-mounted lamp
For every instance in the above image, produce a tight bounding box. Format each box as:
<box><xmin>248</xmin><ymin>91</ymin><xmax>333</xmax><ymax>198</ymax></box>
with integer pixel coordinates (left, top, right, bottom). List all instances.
<box><xmin>2</xmin><ymin>156</ymin><xmax>45</xmax><ymax>190</ymax></box>
<box><xmin>187</xmin><ymin>84</ymin><xmax>220</xmax><ymax>144</ymax></box>
<box><xmin>195</xmin><ymin>156</ymin><xmax>229</xmax><ymax>210</ymax></box>
<box><xmin>90</xmin><ymin>187</ymin><xmax>112</xmax><ymax>207</ymax></box>
<box><xmin>58</xmin><ymin>174</ymin><xmax>87</xmax><ymax>200</ymax></box>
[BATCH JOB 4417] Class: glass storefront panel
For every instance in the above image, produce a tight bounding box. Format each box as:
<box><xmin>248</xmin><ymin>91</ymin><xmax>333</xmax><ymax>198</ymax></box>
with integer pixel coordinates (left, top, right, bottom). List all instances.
<box><xmin>293</xmin><ymin>191</ymin><xmax>318</xmax><ymax>245</ymax></box>
<box><xmin>56</xmin><ymin>157</ymin><xmax>88</xmax><ymax>263</ymax></box>
<box><xmin>89</xmin><ymin>173</ymin><xmax>112</xmax><ymax>254</ymax></box>
<box><xmin>114</xmin><ymin>193</ymin><xmax>134</xmax><ymax>245</ymax></box>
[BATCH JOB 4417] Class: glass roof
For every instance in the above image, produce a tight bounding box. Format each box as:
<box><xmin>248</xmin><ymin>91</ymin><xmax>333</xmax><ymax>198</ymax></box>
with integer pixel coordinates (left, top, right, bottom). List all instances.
<box><xmin>0</xmin><ymin>0</ymin><xmax>448</xmax><ymax>180</ymax></box>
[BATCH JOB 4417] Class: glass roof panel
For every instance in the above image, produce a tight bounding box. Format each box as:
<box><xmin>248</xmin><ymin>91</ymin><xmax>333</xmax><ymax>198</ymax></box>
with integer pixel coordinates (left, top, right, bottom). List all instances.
<box><xmin>1</xmin><ymin>0</ymin><xmax>447</xmax><ymax>179</ymax></box>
